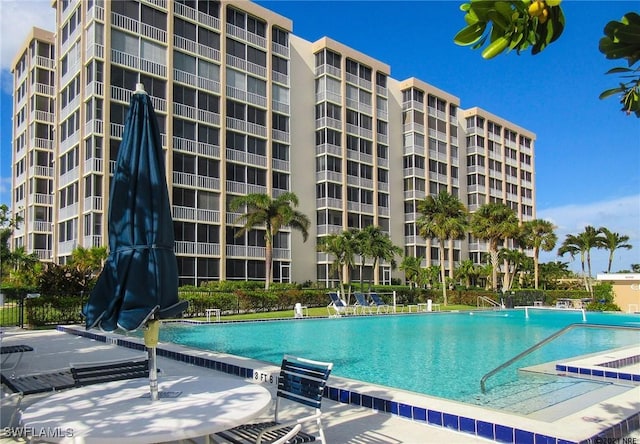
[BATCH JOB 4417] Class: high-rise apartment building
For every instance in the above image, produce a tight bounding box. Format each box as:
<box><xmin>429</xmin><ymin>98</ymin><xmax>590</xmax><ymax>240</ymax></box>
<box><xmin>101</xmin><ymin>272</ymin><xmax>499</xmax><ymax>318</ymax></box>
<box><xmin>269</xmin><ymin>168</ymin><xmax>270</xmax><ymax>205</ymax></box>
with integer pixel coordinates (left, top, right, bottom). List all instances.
<box><xmin>10</xmin><ymin>0</ymin><xmax>535</xmax><ymax>287</ymax></box>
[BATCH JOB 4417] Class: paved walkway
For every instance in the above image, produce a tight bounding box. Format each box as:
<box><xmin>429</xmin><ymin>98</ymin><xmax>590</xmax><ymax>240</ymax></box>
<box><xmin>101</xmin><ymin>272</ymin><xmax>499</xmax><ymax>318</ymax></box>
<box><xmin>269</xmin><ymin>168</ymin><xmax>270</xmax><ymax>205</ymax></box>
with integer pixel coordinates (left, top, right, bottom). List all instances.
<box><xmin>0</xmin><ymin>328</ymin><xmax>489</xmax><ymax>443</ymax></box>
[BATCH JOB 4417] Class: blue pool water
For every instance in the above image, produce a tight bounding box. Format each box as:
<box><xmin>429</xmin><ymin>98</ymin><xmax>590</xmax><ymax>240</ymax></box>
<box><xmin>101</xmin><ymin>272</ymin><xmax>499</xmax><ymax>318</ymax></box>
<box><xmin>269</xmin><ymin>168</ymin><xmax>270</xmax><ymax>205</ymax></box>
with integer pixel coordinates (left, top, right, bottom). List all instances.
<box><xmin>150</xmin><ymin>310</ymin><xmax>640</xmax><ymax>403</ymax></box>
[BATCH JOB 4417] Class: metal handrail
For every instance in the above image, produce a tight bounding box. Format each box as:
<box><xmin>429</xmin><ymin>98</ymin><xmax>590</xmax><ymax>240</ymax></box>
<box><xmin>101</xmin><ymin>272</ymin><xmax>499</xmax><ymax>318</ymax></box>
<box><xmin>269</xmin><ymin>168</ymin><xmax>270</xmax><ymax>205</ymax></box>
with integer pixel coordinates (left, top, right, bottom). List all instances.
<box><xmin>480</xmin><ymin>323</ymin><xmax>640</xmax><ymax>393</ymax></box>
<box><xmin>477</xmin><ymin>295</ymin><xmax>500</xmax><ymax>308</ymax></box>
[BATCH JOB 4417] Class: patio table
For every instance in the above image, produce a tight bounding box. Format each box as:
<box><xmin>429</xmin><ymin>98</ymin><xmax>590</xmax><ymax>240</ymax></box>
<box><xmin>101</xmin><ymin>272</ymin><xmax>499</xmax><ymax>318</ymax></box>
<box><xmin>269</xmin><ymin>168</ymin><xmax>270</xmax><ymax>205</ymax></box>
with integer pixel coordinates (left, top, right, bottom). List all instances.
<box><xmin>20</xmin><ymin>375</ymin><xmax>272</xmax><ymax>444</ymax></box>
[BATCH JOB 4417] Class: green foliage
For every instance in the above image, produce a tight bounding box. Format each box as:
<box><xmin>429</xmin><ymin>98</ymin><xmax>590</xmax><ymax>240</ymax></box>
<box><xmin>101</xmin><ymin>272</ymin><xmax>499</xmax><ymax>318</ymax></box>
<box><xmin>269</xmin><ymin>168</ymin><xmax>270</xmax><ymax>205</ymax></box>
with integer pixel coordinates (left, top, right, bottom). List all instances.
<box><xmin>37</xmin><ymin>264</ymin><xmax>89</xmax><ymax>295</ymax></box>
<box><xmin>178</xmin><ymin>284</ymin><xmax>329</xmax><ymax>316</ymax></box>
<box><xmin>454</xmin><ymin>0</ymin><xmax>565</xmax><ymax>59</ymax></box>
<box><xmin>586</xmin><ymin>282</ymin><xmax>621</xmax><ymax>311</ymax></box>
<box><xmin>599</xmin><ymin>12</ymin><xmax>640</xmax><ymax>116</ymax></box>
<box><xmin>25</xmin><ymin>294</ymin><xmax>85</xmax><ymax>327</ymax></box>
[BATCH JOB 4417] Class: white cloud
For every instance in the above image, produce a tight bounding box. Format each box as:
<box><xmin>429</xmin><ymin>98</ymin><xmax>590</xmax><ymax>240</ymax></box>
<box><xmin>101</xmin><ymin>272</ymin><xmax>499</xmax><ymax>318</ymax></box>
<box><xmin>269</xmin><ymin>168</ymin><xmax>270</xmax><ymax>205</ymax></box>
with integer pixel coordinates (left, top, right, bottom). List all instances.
<box><xmin>0</xmin><ymin>1</ymin><xmax>55</xmax><ymax>92</ymax></box>
<box><xmin>538</xmin><ymin>195</ymin><xmax>640</xmax><ymax>273</ymax></box>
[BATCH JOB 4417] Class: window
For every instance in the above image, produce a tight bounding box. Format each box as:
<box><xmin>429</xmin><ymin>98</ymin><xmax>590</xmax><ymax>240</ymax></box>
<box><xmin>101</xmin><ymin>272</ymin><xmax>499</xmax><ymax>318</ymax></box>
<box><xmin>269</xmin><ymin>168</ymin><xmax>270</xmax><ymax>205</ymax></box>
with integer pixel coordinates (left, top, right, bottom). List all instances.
<box><xmin>272</xmin><ymin>172</ymin><xmax>289</xmax><ymax>190</ymax></box>
<box><xmin>198</xmin><ymin>27</ymin><xmax>219</xmax><ymax>49</ymax></box>
<box><xmin>141</xmin><ymin>38</ymin><xmax>165</xmax><ymax>64</ymax></box>
<box><xmin>227</xmin><ymin>100</ymin><xmax>245</xmax><ymax>120</ymax></box>
<box><xmin>247</xmin><ymin>46</ymin><xmax>266</xmax><ymax>67</ymax></box>
<box><xmin>272</xmin><ymin>142</ymin><xmax>289</xmax><ymax>161</ymax></box>
<box><xmin>198</xmin><ymin>59</ymin><xmax>219</xmax><ymax>82</ymax></box>
<box><xmin>141</xmin><ymin>4</ymin><xmax>166</xmax><ymax>31</ymax></box>
<box><xmin>247</xmin><ymin>76</ymin><xmax>266</xmax><ymax>97</ymax></box>
<box><xmin>272</xmin><ymin>56</ymin><xmax>288</xmax><ymax>75</ymax></box>
<box><xmin>198</xmin><ymin>91</ymin><xmax>219</xmax><ymax>113</ymax></box>
<box><xmin>272</xmin><ymin>113</ymin><xmax>288</xmax><ymax>132</ymax></box>
<box><xmin>111</xmin><ymin>30</ymin><xmax>139</xmax><ymax>56</ymax></box>
<box><xmin>272</xmin><ymin>27</ymin><xmax>288</xmax><ymax>46</ymax></box>
<box><xmin>198</xmin><ymin>124</ymin><xmax>219</xmax><ymax>146</ymax></box>
<box><xmin>174</xmin><ymin>18</ymin><xmax>196</xmax><ymax>40</ymax></box>
<box><xmin>247</xmin><ymin>106</ymin><xmax>266</xmax><ymax>126</ymax></box>
<box><xmin>174</xmin><ymin>51</ymin><xmax>196</xmax><ymax>74</ymax></box>
<box><xmin>227</xmin><ymin>7</ymin><xmax>245</xmax><ymax>27</ymax></box>
<box><xmin>226</xmin><ymin>38</ymin><xmax>245</xmax><ymax>58</ymax></box>
<box><xmin>240</xmin><ymin>137</ymin><xmax>261</xmax><ymax>156</ymax></box>
<box><xmin>198</xmin><ymin>157</ymin><xmax>219</xmax><ymax>177</ymax></box>
<box><xmin>247</xmin><ymin>16</ymin><xmax>266</xmax><ymax>37</ymax></box>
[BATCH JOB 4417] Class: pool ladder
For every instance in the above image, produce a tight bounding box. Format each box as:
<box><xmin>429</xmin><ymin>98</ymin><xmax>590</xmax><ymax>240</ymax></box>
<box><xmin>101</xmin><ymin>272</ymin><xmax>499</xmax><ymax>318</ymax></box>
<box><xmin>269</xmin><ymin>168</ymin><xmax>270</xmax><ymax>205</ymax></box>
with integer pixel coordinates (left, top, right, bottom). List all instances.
<box><xmin>480</xmin><ymin>323</ymin><xmax>640</xmax><ymax>393</ymax></box>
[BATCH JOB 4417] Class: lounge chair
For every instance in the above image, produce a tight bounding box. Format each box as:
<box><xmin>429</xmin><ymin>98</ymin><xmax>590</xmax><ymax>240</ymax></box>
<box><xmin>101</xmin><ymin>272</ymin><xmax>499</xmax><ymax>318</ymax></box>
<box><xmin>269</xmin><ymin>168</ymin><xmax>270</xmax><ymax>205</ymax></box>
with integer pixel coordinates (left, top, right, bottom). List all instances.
<box><xmin>370</xmin><ymin>293</ymin><xmax>390</xmax><ymax>314</ymax></box>
<box><xmin>215</xmin><ymin>355</ymin><xmax>333</xmax><ymax>444</ymax></box>
<box><xmin>327</xmin><ymin>292</ymin><xmax>352</xmax><ymax>317</ymax></box>
<box><xmin>1</xmin><ymin>345</ymin><xmax>34</xmax><ymax>372</ymax></box>
<box><xmin>353</xmin><ymin>292</ymin><xmax>373</xmax><ymax>315</ymax></box>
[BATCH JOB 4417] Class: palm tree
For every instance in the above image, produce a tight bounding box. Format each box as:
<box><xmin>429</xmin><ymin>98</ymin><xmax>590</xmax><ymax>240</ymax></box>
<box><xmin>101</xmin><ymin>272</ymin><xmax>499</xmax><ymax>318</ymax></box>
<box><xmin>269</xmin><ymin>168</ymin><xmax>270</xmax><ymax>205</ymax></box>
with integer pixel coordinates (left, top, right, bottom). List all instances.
<box><xmin>557</xmin><ymin>234</ymin><xmax>588</xmax><ymax>291</ymax></box>
<box><xmin>521</xmin><ymin>219</ymin><xmax>557</xmax><ymax>289</ymax></box>
<box><xmin>498</xmin><ymin>248</ymin><xmax>527</xmax><ymax>291</ymax></box>
<box><xmin>455</xmin><ymin>259</ymin><xmax>478</xmax><ymax>289</ymax></box>
<box><xmin>356</xmin><ymin>225</ymin><xmax>402</xmax><ymax>290</ymax></box>
<box><xmin>317</xmin><ymin>230</ymin><xmax>358</xmax><ymax>303</ymax></box>
<box><xmin>598</xmin><ymin>227</ymin><xmax>632</xmax><ymax>273</ymax></box>
<box><xmin>558</xmin><ymin>226</ymin><xmax>604</xmax><ymax>292</ymax></box>
<box><xmin>400</xmin><ymin>255</ymin><xmax>422</xmax><ymax>288</ymax></box>
<box><xmin>69</xmin><ymin>246</ymin><xmax>108</xmax><ymax>290</ymax></box>
<box><xmin>469</xmin><ymin>202</ymin><xmax>519</xmax><ymax>292</ymax></box>
<box><xmin>230</xmin><ymin>192</ymin><xmax>310</xmax><ymax>290</ymax></box>
<box><xmin>416</xmin><ymin>191</ymin><xmax>468</xmax><ymax>306</ymax></box>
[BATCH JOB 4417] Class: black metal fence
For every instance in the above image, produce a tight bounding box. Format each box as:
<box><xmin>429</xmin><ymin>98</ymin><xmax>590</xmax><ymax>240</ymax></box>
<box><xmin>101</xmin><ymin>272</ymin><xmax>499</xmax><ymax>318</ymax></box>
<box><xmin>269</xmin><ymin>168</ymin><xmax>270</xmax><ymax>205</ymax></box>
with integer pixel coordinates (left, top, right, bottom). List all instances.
<box><xmin>0</xmin><ymin>293</ymin><xmax>86</xmax><ymax>328</ymax></box>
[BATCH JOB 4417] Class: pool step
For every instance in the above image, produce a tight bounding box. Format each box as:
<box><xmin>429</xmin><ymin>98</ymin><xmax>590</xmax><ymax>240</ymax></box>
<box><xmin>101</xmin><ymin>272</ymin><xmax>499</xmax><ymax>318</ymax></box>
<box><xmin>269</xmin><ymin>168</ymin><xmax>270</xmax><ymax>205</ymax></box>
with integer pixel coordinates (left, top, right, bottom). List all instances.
<box><xmin>468</xmin><ymin>374</ymin><xmax>622</xmax><ymax>417</ymax></box>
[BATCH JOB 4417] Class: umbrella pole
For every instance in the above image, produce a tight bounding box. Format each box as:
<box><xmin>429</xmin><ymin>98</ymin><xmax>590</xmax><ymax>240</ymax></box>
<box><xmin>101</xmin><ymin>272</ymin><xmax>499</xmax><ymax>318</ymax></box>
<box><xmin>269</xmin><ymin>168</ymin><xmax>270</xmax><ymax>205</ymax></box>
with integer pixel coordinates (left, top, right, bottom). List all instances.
<box><xmin>143</xmin><ymin>319</ymin><xmax>161</xmax><ymax>401</ymax></box>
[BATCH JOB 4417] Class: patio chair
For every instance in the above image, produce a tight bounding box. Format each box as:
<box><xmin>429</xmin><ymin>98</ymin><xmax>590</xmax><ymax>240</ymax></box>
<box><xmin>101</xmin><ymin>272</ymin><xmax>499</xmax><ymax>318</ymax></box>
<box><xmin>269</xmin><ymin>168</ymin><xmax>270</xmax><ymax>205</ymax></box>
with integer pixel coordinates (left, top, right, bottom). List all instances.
<box><xmin>369</xmin><ymin>293</ymin><xmax>390</xmax><ymax>314</ymax></box>
<box><xmin>71</xmin><ymin>355</ymin><xmax>150</xmax><ymax>386</ymax></box>
<box><xmin>215</xmin><ymin>355</ymin><xmax>333</xmax><ymax>444</ymax></box>
<box><xmin>326</xmin><ymin>292</ymin><xmax>352</xmax><ymax>317</ymax></box>
<box><xmin>1</xmin><ymin>345</ymin><xmax>34</xmax><ymax>372</ymax></box>
<box><xmin>353</xmin><ymin>292</ymin><xmax>373</xmax><ymax>315</ymax></box>
<box><xmin>2</xmin><ymin>355</ymin><xmax>152</xmax><ymax>428</ymax></box>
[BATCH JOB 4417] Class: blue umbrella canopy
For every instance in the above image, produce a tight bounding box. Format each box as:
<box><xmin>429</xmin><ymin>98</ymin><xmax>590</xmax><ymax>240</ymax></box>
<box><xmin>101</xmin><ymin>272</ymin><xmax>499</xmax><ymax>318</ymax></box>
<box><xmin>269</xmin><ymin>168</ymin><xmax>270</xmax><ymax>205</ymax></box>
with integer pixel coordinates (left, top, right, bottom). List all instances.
<box><xmin>84</xmin><ymin>86</ymin><xmax>187</xmax><ymax>332</ymax></box>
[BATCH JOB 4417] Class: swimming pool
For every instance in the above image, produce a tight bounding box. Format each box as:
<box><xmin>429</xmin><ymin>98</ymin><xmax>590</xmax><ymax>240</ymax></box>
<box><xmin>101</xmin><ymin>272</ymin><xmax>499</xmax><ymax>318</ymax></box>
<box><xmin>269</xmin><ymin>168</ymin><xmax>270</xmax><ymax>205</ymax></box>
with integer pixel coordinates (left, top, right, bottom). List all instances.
<box><xmin>152</xmin><ymin>309</ymin><xmax>640</xmax><ymax>404</ymax></box>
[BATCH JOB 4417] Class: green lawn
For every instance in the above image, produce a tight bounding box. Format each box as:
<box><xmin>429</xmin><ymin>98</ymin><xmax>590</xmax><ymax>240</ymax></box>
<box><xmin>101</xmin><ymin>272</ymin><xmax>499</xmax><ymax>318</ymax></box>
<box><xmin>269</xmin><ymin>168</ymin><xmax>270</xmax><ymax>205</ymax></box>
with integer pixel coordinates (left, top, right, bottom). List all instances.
<box><xmin>203</xmin><ymin>304</ymin><xmax>475</xmax><ymax>321</ymax></box>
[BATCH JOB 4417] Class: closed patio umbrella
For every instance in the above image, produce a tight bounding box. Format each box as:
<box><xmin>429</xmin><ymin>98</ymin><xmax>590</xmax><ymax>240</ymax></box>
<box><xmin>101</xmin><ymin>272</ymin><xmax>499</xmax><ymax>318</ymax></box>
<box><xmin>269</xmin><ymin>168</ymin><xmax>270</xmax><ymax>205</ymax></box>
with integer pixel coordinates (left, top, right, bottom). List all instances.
<box><xmin>83</xmin><ymin>83</ymin><xmax>187</xmax><ymax>400</ymax></box>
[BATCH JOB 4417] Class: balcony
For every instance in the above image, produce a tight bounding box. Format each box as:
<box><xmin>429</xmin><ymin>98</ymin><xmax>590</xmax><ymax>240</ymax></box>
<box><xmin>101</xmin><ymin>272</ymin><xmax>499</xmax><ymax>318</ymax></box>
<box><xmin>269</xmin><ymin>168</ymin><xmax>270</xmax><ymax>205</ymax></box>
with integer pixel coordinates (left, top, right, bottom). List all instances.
<box><xmin>85</xmin><ymin>79</ymin><xmax>104</xmax><ymax>98</ymax></box>
<box><xmin>402</xmin><ymin>100</ymin><xmax>424</xmax><ymax>111</ymax></box>
<box><xmin>272</xmin><ymin>129</ymin><xmax>289</xmax><ymax>143</ymax></box>
<box><xmin>272</xmin><ymin>71</ymin><xmax>289</xmax><ymax>86</ymax></box>
<box><xmin>316</xmin><ymin>143</ymin><xmax>342</xmax><ymax>157</ymax></box>
<box><xmin>403</xmin><ymin>122</ymin><xmax>425</xmax><ymax>134</ymax></box>
<box><xmin>226</xmin><ymin>23</ymin><xmax>266</xmax><ymax>50</ymax></box>
<box><xmin>28</xmin><ymin>220</ymin><xmax>52</xmax><ymax>232</ymax></box>
<box><xmin>83</xmin><ymin>235</ymin><xmax>103</xmax><ymax>248</ymax></box>
<box><xmin>272</xmin><ymin>41</ymin><xmax>289</xmax><ymax>58</ymax></box>
<box><xmin>175</xmin><ymin>241</ymin><xmax>220</xmax><ymax>256</ymax></box>
<box><xmin>173</xmin><ymin>1</ymin><xmax>220</xmax><ymax>31</ymax></box>
<box><xmin>317</xmin><ymin>224</ymin><xmax>343</xmax><ymax>236</ymax></box>
<box><xmin>173</xmin><ymin>171</ymin><xmax>220</xmax><ymax>191</ymax></box>
<box><xmin>29</xmin><ymin>165</ymin><xmax>53</xmax><ymax>178</ymax></box>
<box><xmin>315</xmin><ymin>117</ymin><xmax>341</xmax><ymax>131</ymax></box>
<box><xmin>59</xmin><ymin>203</ymin><xmax>79</xmax><ymax>221</ymax></box>
<box><xmin>314</xmin><ymin>64</ymin><xmax>341</xmax><ymax>78</ymax></box>
<box><xmin>172</xmin><ymin>205</ymin><xmax>220</xmax><ymax>223</ymax></box>
<box><xmin>83</xmin><ymin>196</ymin><xmax>103</xmax><ymax>212</ymax></box>
<box><xmin>316</xmin><ymin>197</ymin><xmax>342</xmax><ymax>210</ymax></box>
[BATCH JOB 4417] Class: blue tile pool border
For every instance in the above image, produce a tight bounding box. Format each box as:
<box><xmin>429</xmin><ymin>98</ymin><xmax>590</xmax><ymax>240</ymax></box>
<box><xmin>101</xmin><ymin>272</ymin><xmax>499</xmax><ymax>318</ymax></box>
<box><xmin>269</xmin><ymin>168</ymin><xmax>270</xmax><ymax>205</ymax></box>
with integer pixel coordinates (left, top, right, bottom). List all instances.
<box><xmin>555</xmin><ymin>355</ymin><xmax>640</xmax><ymax>384</ymax></box>
<box><xmin>58</xmin><ymin>325</ymin><xmax>639</xmax><ymax>444</ymax></box>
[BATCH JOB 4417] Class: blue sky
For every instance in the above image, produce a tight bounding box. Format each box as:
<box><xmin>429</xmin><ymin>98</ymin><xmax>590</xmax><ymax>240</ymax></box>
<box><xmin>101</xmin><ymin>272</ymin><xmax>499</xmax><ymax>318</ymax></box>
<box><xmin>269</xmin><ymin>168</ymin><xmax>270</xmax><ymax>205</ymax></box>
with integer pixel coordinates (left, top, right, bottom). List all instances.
<box><xmin>0</xmin><ymin>0</ymin><xmax>638</xmax><ymax>273</ymax></box>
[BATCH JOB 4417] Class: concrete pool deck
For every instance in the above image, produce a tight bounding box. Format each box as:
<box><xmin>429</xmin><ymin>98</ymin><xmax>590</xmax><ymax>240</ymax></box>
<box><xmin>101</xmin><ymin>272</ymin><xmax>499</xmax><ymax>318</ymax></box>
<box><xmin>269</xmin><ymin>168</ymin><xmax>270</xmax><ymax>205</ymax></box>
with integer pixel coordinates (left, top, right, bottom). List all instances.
<box><xmin>1</xmin><ymin>326</ymin><xmax>639</xmax><ymax>443</ymax></box>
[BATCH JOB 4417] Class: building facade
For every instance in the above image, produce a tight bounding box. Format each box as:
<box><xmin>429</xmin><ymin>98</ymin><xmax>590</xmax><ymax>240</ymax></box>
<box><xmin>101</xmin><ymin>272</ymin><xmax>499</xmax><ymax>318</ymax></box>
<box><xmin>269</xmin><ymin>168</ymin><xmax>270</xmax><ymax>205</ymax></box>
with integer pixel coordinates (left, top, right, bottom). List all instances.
<box><xmin>10</xmin><ymin>0</ymin><xmax>536</xmax><ymax>287</ymax></box>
